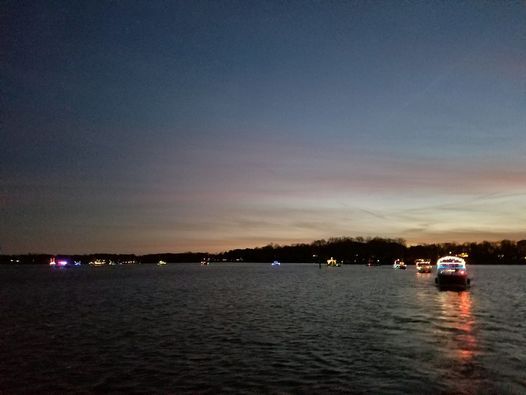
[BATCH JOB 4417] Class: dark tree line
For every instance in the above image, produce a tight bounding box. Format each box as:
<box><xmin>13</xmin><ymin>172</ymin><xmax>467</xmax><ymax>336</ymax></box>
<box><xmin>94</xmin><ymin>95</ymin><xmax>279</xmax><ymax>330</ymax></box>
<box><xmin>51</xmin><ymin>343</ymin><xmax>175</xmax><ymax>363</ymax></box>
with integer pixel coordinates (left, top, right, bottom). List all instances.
<box><xmin>1</xmin><ymin>237</ymin><xmax>525</xmax><ymax>265</ymax></box>
<box><xmin>215</xmin><ymin>237</ymin><xmax>526</xmax><ymax>265</ymax></box>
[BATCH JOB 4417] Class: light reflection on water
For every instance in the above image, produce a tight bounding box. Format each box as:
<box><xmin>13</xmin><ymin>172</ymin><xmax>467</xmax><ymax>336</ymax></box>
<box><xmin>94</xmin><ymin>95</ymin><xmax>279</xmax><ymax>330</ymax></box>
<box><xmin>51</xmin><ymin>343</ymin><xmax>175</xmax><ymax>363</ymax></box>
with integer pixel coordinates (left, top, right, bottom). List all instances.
<box><xmin>433</xmin><ymin>290</ymin><xmax>481</xmax><ymax>393</ymax></box>
<box><xmin>0</xmin><ymin>264</ymin><xmax>525</xmax><ymax>393</ymax></box>
<box><xmin>437</xmin><ymin>291</ymin><xmax>477</xmax><ymax>361</ymax></box>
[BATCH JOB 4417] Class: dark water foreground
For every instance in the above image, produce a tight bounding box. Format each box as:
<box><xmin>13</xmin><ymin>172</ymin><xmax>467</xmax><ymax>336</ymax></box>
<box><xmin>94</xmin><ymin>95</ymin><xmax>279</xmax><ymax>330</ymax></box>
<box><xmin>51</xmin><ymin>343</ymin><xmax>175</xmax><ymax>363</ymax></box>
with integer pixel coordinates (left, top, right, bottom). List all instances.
<box><xmin>1</xmin><ymin>264</ymin><xmax>525</xmax><ymax>394</ymax></box>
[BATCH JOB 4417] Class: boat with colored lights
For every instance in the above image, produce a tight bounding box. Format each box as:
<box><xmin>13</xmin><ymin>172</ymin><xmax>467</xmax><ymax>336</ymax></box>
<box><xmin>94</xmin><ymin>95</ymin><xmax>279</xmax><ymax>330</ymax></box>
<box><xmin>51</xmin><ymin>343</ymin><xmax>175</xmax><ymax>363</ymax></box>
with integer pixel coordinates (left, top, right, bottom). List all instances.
<box><xmin>393</xmin><ymin>259</ymin><xmax>406</xmax><ymax>270</ymax></box>
<box><xmin>49</xmin><ymin>257</ymin><xmax>68</xmax><ymax>267</ymax></box>
<box><xmin>435</xmin><ymin>256</ymin><xmax>470</xmax><ymax>290</ymax></box>
<box><xmin>415</xmin><ymin>259</ymin><xmax>432</xmax><ymax>273</ymax></box>
<box><xmin>327</xmin><ymin>257</ymin><xmax>341</xmax><ymax>267</ymax></box>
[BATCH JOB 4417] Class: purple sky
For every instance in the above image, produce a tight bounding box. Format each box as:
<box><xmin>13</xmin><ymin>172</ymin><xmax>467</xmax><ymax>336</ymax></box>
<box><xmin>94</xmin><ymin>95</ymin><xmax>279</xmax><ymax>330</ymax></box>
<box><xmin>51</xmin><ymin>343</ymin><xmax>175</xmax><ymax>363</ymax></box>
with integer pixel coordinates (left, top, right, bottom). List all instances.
<box><xmin>2</xmin><ymin>1</ymin><xmax>525</xmax><ymax>254</ymax></box>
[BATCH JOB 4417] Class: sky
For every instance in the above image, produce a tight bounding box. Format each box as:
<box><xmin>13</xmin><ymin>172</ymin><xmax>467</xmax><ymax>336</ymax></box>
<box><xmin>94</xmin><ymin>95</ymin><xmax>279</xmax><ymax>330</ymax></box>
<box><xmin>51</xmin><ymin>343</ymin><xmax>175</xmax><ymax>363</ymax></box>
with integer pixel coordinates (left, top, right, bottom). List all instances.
<box><xmin>2</xmin><ymin>1</ymin><xmax>526</xmax><ymax>254</ymax></box>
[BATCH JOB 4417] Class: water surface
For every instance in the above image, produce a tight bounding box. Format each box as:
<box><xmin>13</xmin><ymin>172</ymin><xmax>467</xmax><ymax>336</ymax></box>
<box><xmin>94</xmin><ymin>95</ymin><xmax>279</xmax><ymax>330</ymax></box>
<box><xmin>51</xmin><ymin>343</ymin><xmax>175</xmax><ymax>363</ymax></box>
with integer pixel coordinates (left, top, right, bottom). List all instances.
<box><xmin>1</xmin><ymin>264</ymin><xmax>525</xmax><ymax>393</ymax></box>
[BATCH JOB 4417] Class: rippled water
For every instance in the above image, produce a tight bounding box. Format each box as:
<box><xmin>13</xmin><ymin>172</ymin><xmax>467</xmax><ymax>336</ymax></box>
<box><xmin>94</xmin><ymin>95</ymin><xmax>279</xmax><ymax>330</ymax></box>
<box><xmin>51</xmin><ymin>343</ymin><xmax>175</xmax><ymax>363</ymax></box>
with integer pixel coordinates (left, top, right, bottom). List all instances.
<box><xmin>1</xmin><ymin>264</ymin><xmax>526</xmax><ymax>393</ymax></box>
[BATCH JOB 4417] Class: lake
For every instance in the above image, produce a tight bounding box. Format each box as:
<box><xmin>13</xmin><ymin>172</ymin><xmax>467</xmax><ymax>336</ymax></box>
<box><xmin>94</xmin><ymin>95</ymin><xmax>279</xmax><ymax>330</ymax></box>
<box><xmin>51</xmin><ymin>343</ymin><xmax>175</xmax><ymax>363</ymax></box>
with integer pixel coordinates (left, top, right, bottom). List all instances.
<box><xmin>1</xmin><ymin>264</ymin><xmax>525</xmax><ymax>393</ymax></box>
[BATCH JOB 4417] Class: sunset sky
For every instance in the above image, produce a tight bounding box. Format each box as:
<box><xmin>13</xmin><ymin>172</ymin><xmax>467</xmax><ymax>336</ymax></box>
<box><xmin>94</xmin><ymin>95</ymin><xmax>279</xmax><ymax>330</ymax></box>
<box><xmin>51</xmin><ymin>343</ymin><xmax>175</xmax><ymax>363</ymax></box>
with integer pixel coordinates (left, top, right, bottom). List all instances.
<box><xmin>2</xmin><ymin>1</ymin><xmax>525</xmax><ymax>254</ymax></box>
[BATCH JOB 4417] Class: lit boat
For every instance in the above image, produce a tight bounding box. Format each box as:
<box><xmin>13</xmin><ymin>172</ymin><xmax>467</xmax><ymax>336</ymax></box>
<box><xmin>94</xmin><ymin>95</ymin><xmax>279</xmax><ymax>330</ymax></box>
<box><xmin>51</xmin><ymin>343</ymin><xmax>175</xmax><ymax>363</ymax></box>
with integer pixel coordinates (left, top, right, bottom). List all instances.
<box><xmin>89</xmin><ymin>259</ymin><xmax>106</xmax><ymax>266</ymax></box>
<box><xmin>327</xmin><ymin>257</ymin><xmax>341</xmax><ymax>267</ymax></box>
<box><xmin>201</xmin><ymin>258</ymin><xmax>210</xmax><ymax>266</ymax></box>
<box><xmin>393</xmin><ymin>259</ymin><xmax>406</xmax><ymax>270</ymax></box>
<box><xmin>415</xmin><ymin>259</ymin><xmax>432</xmax><ymax>273</ymax></box>
<box><xmin>157</xmin><ymin>260</ymin><xmax>167</xmax><ymax>265</ymax></box>
<box><xmin>435</xmin><ymin>256</ymin><xmax>470</xmax><ymax>290</ymax></box>
<box><xmin>272</xmin><ymin>260</ymin><xmax>280</xmax><ymax>266</ymax></box>
<box><xmin>50</xmin><ymin>257</ymin><xmax>68</xmax><ymax>267</ymax></box>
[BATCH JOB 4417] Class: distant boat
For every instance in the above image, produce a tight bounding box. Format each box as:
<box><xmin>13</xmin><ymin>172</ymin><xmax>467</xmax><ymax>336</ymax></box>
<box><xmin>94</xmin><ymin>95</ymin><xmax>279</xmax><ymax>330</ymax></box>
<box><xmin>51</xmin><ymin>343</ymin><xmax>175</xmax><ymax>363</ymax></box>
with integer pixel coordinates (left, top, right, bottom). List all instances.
<box><xmin>367</xmin><ymin>257</ymin><xmax>381</xmax><ymax>267</ymax></box>
<box><xmin>327</xmin><ymin>257</ymin><xmax>341</xmax><ymax>267</ymax></box>
<box><xmin>89</xmin><ymin>259</ymin><xmax>105</xmax><ymax>266</ymax></box>
<box><xmin>393</xmin><ymin>259</ymin><xmax>406</xmax><ymax>270</ymax></box>
<box><xmin>435</xmin><ymin>256</ymin><xmax>470</xmax><ymax>290</ymax></box>
<box><xmin>415</xmin><ymin>259</ymin><xmax>432</xmax><ymax>273</ymax></box>
<box><xmin>50</xmin><ymin>257</ymin><xmax>68</xmax><ymax>267</ymax></box>
<box><xmin>157</xmin><ymin>260</ymin><xmax>167</xmax><ymax>265</ymax></box>
<box><xmin>201</xmin><ymin>258</ymin><xmax>210</xmax><ymax>266</ymax></box>
<box><xmin>272</xmin><ymin>260</ymin><xmax>280</xmax><ymax>266</ymax></box>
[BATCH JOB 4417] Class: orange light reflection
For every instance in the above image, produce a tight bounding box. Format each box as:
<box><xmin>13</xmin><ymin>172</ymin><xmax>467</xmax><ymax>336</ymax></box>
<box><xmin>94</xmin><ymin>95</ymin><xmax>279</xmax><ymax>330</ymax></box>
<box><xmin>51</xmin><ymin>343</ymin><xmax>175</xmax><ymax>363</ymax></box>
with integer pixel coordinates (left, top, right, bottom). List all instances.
<box><xmin>438</xmin><ymin>290</ymin><xmax>477</xmax><ymax>364</ymax></box>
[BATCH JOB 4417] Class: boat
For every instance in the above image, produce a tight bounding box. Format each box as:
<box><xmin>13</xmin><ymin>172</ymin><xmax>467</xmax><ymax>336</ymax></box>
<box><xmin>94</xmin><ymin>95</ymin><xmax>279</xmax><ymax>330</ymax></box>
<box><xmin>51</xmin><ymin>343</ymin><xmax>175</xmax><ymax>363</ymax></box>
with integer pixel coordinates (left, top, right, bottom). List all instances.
<box><xmin>327</xmin><ymin>257</ymin><xmax>341</xmax><ymax>267</ymax></box>
<box><xmin>435</xmin><ymin>256</ymin><xmax>470</xmax><ymax>290</ymax></box>
<box><xmin>367</xmin><ymin>257</ymin><xmax>381</xmax><ymax>267</ymax></box>
<box><xmin>415</xmin><ymin>258</ymin><xmax>432</xmax><ymax>273</ymax></box>
<box><xmin>50</xmin><ymin>257</ymin><xmax>68</xmax><ymax>267</ymax></box>
<box><xmin>272</xmin><ymin>260</ymin><xmax>280</xmax><ymax>266</ymax></box>
<box><xmin>89</xmin><ymin>259</ymin><xmax>106</xmax><ymax>266</ymax></box>
<box><xmin>157</xmin><ymin>260</ymin><xmax>167</xmax><ymax>265</ymax></box>
<box><xmin>393</xmin><ymin>259</ymin><xmax>406</xmax><ymax>270</ymax></box>
<box><xmin>201</xmin><ymin>258</ymin><xmax>210</xmax><ymax>266</ymax></box>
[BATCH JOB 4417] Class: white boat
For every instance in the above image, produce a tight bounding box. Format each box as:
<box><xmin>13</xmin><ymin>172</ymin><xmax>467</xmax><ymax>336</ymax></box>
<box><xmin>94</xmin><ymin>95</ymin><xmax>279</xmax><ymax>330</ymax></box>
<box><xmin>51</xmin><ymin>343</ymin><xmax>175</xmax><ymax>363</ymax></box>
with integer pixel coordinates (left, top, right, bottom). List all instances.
<box><xmin>415</xmin><ymin>258</ymin><xmax>432</xmax><ymax>273</ymax></box>
<box><xmin>393</xmin><ymin>259</ymin><xmax>406</xmax><ymax>270</ymax></box>
<box><xmin>201</xmin><ymin>258</ymin><xmax>210</xmax><ymax>265</ymax></box>
<box><xmin>157</xmin><ymin>260</ymin><xmax>167</xmax><ymax>265</ymax></box>
<box><xmin>327</xmin><ymin>257</ymin><xmax>341</xmax><ymax>267</ymax></box>
<box><xmin>435</xmin><ymin>256</ymin><xmax>470</xmax><ymax>290</ymax></box>
<box><xmin>272</xmin><ymin>260</ymin><xmax>280</xmax><ymax>266</ymax></box>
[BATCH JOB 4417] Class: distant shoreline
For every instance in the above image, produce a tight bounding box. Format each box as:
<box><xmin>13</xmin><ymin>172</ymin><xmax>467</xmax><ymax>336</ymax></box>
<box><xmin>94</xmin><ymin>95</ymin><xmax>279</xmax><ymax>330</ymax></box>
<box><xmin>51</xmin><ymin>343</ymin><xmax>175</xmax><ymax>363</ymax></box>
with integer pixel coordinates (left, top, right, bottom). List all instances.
<box><xmin>2</xmin><ymin>237</ymin><xmax>525</xmax><ymax>265</ymax></box>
